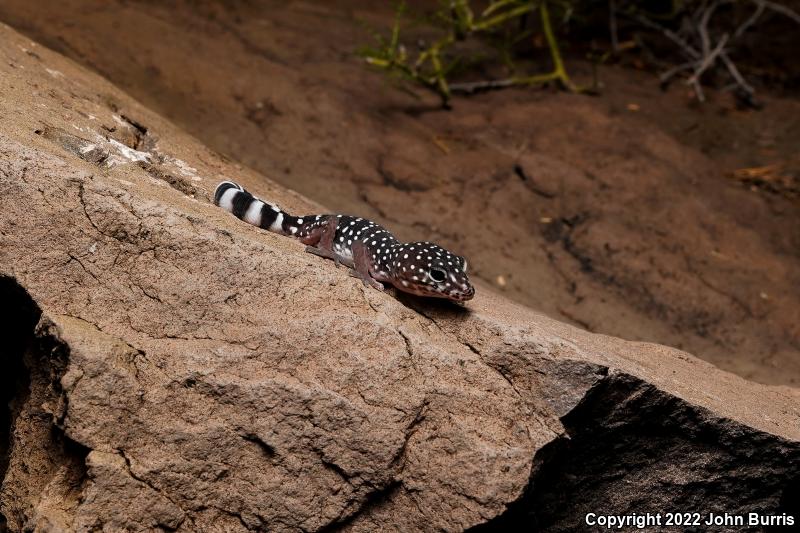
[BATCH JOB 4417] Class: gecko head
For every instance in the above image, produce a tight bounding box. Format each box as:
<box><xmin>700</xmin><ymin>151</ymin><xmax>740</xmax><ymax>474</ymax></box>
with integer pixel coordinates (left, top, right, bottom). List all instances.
<box><xmin>392</xmin><ymin>242</ymin><xmax>474</xmax><ymax>302</ymax></box>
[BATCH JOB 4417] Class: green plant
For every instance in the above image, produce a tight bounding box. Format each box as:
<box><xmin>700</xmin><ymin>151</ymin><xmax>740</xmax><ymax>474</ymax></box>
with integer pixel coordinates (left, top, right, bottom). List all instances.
<box><xmin>360</xmin><ymin>0</ymin><xmax>581</xmax><ymax>106</ymax></box>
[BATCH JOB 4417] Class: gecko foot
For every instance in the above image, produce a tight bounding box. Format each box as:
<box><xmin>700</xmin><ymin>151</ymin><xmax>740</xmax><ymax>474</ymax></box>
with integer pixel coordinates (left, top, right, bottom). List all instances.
<box><xmin>305</xmin><ymin>245</ymin><xmax>342</xmax><ymax>266</ymax></box>
<box><xmin>348</xmin><ymin>269</ymin><xmax>384</xmax><ymax>291</ymax></box>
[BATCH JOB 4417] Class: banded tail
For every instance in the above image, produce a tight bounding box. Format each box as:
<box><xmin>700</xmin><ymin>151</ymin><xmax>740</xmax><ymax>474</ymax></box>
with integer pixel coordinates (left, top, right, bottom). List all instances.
<box><xmin>214</xmin><ymin>181</ymin><xmax>303</xmax><ymax>236</ymax></box>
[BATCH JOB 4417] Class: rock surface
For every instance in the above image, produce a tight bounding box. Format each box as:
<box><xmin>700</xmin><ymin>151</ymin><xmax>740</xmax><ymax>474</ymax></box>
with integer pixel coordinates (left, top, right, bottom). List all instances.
<box><xmin>0</xmin><ymin>22</ymin><xmax>798</xmax><ymax>532</ymax></box>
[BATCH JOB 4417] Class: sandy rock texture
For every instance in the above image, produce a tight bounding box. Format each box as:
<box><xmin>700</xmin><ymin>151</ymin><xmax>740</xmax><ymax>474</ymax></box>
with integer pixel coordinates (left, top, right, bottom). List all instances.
<box><xmin>0</xmin><ymin>22</ymin><xmax>798</xmax><ymax>533</ymax></box>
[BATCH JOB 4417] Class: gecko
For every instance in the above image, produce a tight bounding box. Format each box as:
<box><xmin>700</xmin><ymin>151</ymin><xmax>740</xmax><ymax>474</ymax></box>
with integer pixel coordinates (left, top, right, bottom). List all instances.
<box><xmin>214</xmin><ymin>181</ymin><xmax>475</xmax><ymax>302</ymax></box>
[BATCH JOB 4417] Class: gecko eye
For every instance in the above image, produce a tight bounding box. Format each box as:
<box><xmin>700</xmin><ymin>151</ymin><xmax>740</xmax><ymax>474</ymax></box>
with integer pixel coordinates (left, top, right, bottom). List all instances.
<box><xmin>429</xmin><ymin>268</ymin><xmax>447</xmax><ymax>283</ymax></box>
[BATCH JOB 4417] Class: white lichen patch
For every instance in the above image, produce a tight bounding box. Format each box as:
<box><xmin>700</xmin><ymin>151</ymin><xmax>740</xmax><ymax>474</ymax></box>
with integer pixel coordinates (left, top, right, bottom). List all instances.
<box><xmin>166</xmin><ymin>156</ymin><xmax>202</xmax><ymax>181</ymax></box>
<box><xmin>112</xmin><ymin>114</ymin><xmax>130</xmax><ymax>128</ymax></box>
<box><xmin>79</xmin><ymin>143</ymin><xmax>98</xmax><ymax>155</ymax></box>
<box><xmin>106</xmin><ymin>138</ymin><xmax>152</xmax><ymax>168</ymax></box>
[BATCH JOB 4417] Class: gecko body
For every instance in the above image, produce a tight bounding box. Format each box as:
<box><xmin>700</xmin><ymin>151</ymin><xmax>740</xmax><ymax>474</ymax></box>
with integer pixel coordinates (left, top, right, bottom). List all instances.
<box><xmin>214</xmin><ymin>181</ymin><xmax>474</xmax><ymax>301</ymax></box>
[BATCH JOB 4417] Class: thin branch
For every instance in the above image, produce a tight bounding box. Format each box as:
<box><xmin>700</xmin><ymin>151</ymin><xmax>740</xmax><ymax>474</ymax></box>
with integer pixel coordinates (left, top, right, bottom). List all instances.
<box><xmin>449</xmin><ymin>78</ymin><xmax>516</xmax><ymax>93</ymax></box>
<box><xmin>687</xmin><ymin>32</ymin><xmax>729</xmax><ymax>87</ymax></box>
<box><xmin>734</xmin><ymin>0</ymin><xmax>766</xmax><ymax>39</ymax></box>
<box><xmin>690</xmin><ymin>77</ymin><xmax>705</xmax><ymax>101</ymax></box>
<box><xmin>539</xmin><ymin>1</ymin><xmax>576</xmax><ymax>90</ymax></box>
<box><xmin>627</xmin><ymin>12</ymin><xmax>699</xmax><ymax>59</ymax></box>
<box><xmin>760</xmin><ymin>0</ymin><xmax>800</xmax><ymax>24</ymax></box>
<box><xmin>719</xmin><ymin>50</ymin><xmax>755</xmax><ymax>94</ymax></box>
<box><xmin>698</xmin><ymin>1</ymin><xmax>719</xmax><ymax>58</ymax></box>
<box><xmin>659</xmin><ymin>60</ymin><xmax>696</xmax><ymax>85</ymax></box>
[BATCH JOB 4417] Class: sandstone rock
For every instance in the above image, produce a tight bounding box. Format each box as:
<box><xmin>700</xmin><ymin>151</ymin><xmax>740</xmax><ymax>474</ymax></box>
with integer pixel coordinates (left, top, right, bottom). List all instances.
<box><xmin>0</xmin><ymin>22</ymin><xmax>798</xmax><ymax>532</ymax></box>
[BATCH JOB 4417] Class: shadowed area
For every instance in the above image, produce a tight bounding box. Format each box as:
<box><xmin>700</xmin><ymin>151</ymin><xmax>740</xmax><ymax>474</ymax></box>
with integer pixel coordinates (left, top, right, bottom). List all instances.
<box><xmin>0</xmin><ymin>277</ymin><xmax>40</xmax><ymax>489</ymax></box>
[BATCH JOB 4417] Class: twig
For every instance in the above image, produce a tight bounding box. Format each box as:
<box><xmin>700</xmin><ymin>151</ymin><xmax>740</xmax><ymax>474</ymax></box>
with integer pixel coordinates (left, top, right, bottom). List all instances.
<box><xmin>734</xmin><ymin>0</ymin><xmax>766</xmax><ymax>39</ymax></box>
<box><xmin>690</xmin><ymin>77</ymin><xmax>705</xmax><ymax>101</ymax></box>
<box><xmin>628</xmin><ymin>12</ymin><xmax>699</xmax><ymax>59</ymax></box>
<box><xmin>626</xmin><ymin>9</ymin><xmax>704</xmax><ymax>97</ymax></box>
<box><xmin>659</xmin><ymin>60</ymin><xmax>696</xmax><ymax>85</ymax></box>
<box><xmin>760</xmin><ymin>0</ymin><xmax>800</xmax><ymax>24</ymax></box>
<box><xmin>697</xmin><ymin>1</ymin><xmax>720</xmax><ymax>58</ymax></box>
<box><xmin>719</xmin><ymin>50</ymin><xmax>755</xmax><ymax>95</ymax></box>
<box><xmin>450</xmin><ymin>78</ymin><xmax>515</xmax><ymax>93</ymax></box>
<box><xmin>697</xmin><ymin>0</ymin><xmax>733</xmax><ymax>58</ymax></box>
<box><xmin>539</xmin><ymin>1</ymin><xmax>576</xmax><ymax>90</ymax></box>
<box><xmin>687</xmin><ymin>32</ymin><xmax>729</xmax><ymax>89</ymax></box>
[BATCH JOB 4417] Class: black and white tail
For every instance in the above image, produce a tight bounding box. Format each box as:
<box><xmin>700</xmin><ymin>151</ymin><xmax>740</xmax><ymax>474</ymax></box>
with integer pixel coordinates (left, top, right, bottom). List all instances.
<box><xmin>214</xmin><ymin>181</ymin><xmax>303</xmax><ymax>236</ymax></box>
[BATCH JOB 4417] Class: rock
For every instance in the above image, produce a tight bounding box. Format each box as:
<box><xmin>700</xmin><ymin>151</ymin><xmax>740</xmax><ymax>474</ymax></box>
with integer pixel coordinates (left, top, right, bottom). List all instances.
<box><xmin>0</xmin><ymin>22</ymin><xmax>798</xmax><ymax>533</ymax></box>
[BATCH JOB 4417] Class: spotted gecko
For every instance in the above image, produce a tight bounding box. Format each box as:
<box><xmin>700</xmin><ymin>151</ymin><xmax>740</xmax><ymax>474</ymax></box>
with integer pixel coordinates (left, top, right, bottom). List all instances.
<box><xmin>214</xmin><ymin>181</ymin><xmax>475</xmax><ymax>301</ymax></box>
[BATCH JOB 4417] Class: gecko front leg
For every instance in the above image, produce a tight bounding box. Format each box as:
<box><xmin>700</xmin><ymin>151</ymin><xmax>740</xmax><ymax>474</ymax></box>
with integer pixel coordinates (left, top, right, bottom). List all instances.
<box><xmin>348</xmin><ymin>241</ymin><xmax>384</xmax><ymax>291</ymax></box>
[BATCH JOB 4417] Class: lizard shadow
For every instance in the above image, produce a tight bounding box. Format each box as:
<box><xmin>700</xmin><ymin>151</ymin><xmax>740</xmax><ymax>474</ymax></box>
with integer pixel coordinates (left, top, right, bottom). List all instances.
<box><xmin>395</xmin><ymin>290</ymin><xmax>474</xmax><ymax>321</ymax></box>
